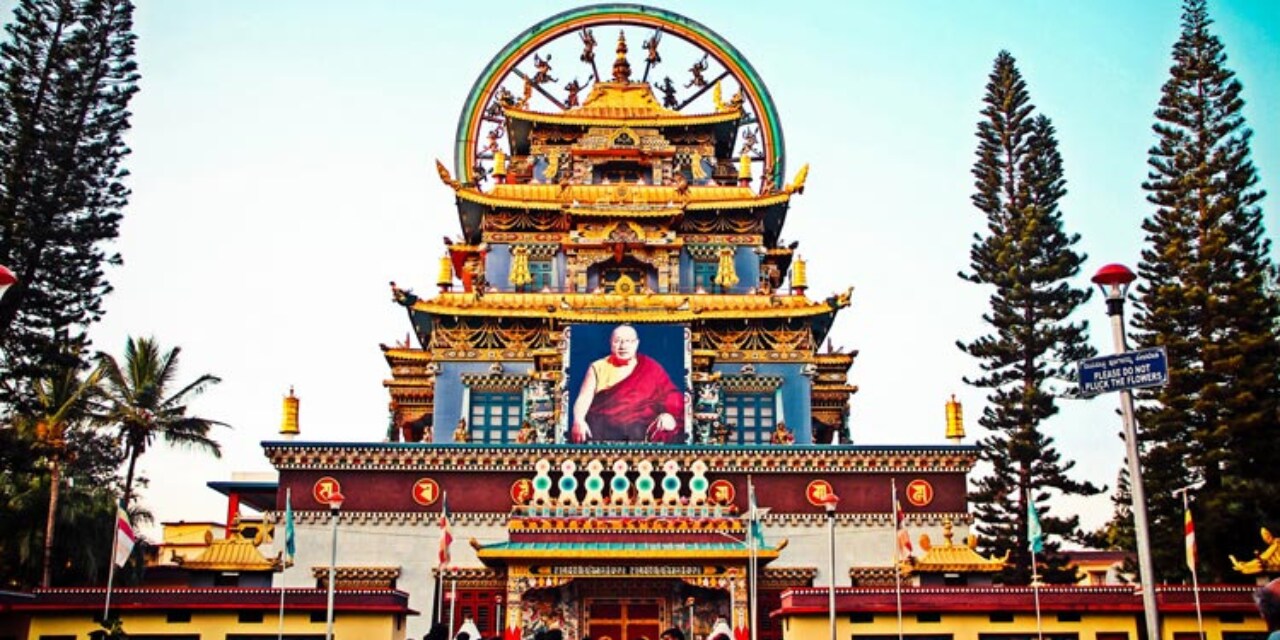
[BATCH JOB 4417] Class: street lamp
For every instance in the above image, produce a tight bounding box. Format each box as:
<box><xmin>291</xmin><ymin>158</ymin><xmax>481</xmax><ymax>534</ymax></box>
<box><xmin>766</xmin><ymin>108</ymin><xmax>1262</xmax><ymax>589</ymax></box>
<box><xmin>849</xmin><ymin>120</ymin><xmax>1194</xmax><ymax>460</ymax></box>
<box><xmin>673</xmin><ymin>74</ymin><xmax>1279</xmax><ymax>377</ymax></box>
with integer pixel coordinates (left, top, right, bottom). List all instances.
<box><xmin>0</xmin><ymin>264</ymin><xmax>15</xmax><ymax>300</ymax></box>
<box><xmin>1091</xmin><ymin>263</ymin><xmax>1159</xmax><ymax>640</ymax></box>
<box><xmin>823</xmin><ymin>494</ymin><xmax>840</xmax><ymax>640</ymax></box>
<box><xmin>325</xmin><ymin>491</ymin><xmax>345</xmax><ymax>640</ymax></box>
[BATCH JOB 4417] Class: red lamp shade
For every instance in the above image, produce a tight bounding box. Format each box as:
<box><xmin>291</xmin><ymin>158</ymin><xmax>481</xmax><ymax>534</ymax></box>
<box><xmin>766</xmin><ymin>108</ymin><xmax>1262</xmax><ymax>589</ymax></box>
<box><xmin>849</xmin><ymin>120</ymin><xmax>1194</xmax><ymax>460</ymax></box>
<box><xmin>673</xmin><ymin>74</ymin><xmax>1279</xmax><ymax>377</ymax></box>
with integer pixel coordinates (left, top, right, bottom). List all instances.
<box><xmin>1091</xmin><ymin>263</ymin><xmax>1136</xmax><ymax>287</ymax></box>
<box><xmin>0</xmin><ymin>265</ymin><xmax>15</xmax><ymax>286</ymax></box>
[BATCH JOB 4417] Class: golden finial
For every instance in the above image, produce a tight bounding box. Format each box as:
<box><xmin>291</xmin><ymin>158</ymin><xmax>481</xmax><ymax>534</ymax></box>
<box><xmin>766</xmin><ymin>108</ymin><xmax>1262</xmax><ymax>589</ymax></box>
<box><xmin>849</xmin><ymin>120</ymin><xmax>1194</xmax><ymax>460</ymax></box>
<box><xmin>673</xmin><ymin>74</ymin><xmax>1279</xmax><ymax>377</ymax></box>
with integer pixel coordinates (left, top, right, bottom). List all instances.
<box><xmin>945</xmin><ymin>394</ymin><xmax>965</xmax><ymax>442</ymax></box>
<box><xmin>786</xmin><ymin>163</ymin><xmax>809</xmax><ymax>194</ymax></box>
<box><xmin>280</xmin><ymin>387</ymin><xmax>299</xmax><ymax>439</ymax></box>
<box><xmin>612</xmin><ymin>30</ymin><xmax>632</xmax><ymax>82</ymax></box>
<box><xmin>942</xmin><ymin>517</ymin><xmax>955</xmax><ymax>546</ymax></box>
<box><xmin>435</xmin><ymin>159</ymin><xmax>460</xmax><ymax>190</ymax></box>
<box><xmin>437</xmin><ymin>254</ymin><xmax>454</xmax><ymax>289</ymax></box>
<box><xmin>738</xmin><ymin>153</ymin><xmax>751</xmax><ymax>181</ymax></box>
<box><xmin>791</xmin><ymin>256</ymin><xmax>807</xmax><ymax>290</ymax></box>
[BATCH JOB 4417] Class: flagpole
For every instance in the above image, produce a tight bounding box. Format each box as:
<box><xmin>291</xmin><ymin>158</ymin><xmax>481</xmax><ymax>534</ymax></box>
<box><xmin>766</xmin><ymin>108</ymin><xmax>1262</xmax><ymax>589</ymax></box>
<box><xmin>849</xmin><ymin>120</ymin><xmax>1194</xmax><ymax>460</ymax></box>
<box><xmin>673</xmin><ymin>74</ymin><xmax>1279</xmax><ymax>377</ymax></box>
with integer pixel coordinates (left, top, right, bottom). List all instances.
<box><xmin>892</xmin><ymin>479</ymin><xmax>903</xmax><ymax>640</ymax></box>
<box><xmin>748</xmin><ymin>475</ymin><xmax>758</xmax><ymax>640</ymax></box>
<box><xmin>1174</xmin><ymin>485</ymin><xmax>1204</xmax><ymax>640</ymax></box>
<box><xmin>449</xmin><ymin>578</ymin><xmax>458</xmax><ymax>636</ymax></box>
<box><xmin>103</xmin><ymin>524</ymin><xmax>118</xmax><ymax>620</ymax></box>
<box><xmin>1031</xmin><ymin>547</ymin><xmax>1043</xmax><ymax>640</ymax></box>
<box><xmin>278</xmin><ymin>488</ymin><xmax>292</xmax><ymax>640</ymax></box>
<box><xmin>1026</xmin><ymin>490</ymin><xmax>1044</xmax><ymax>640</ymax></box>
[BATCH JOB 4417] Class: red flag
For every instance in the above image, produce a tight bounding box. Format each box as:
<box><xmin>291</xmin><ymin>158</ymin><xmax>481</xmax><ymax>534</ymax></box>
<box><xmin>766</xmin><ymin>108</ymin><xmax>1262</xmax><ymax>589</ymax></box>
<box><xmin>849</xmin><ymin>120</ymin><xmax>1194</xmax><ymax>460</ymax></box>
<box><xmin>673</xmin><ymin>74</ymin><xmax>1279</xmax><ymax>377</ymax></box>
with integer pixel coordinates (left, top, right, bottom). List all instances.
<box><xmin>114</xmin><ymin>504</ymin><xmax>136</xmax><ymax>568</ymax></box>
<box><xmin>438</xmin><ymin>494</ymin><xmax>452</xmax><ymax>568</ymax></box>
<box><xmin>1184</xmin><ymin>508</ymin><xmax>1197</xmax><ymax>571</ymax></box>
<box><xmin>895</xmin><ymin>495</ymin><xmax>913</xmax><ymax>557</ymax></box>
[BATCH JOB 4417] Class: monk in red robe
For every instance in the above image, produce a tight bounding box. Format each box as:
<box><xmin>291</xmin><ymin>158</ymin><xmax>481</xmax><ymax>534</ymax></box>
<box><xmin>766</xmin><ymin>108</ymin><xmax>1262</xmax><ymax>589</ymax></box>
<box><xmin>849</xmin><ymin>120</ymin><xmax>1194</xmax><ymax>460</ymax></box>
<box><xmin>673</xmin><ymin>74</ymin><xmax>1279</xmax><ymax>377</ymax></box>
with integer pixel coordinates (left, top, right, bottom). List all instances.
<box><xmin>571</xmin><ymin>325</ymin><xmax>684</xmax><ymax>443</ymax></box>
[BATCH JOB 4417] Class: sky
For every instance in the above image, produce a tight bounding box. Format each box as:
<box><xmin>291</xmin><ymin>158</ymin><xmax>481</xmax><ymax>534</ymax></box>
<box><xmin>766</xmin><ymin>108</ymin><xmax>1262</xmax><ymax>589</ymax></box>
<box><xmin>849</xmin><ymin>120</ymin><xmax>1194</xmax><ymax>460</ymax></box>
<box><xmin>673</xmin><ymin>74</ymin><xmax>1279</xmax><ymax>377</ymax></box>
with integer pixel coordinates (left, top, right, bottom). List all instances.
<box><xmin>14</xmin><ymin>0</ymin><xmax>1276</xmax><ymax>540</ymax></box>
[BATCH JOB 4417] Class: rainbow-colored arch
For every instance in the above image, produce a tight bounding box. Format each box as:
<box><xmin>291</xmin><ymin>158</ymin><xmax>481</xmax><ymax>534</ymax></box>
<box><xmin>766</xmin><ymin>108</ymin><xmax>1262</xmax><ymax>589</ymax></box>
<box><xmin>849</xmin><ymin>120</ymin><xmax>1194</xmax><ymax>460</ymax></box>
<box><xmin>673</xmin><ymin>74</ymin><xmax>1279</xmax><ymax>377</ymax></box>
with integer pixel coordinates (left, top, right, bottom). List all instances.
<box><xmin>454</xmin><ymin>3</ymin><xmax>786</xmax><ymax>189</ymax></box>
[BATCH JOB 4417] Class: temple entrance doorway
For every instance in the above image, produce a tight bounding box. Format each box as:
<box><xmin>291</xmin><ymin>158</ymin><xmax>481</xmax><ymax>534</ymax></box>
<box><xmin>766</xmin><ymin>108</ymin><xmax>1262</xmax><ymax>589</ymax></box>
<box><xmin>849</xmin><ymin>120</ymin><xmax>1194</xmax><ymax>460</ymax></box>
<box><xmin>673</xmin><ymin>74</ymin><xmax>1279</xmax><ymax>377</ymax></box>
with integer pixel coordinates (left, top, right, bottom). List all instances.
<box><xmin>586</xmin><ymin>598</ymin><xmax>663</xmax><ymax>640</ymax></box>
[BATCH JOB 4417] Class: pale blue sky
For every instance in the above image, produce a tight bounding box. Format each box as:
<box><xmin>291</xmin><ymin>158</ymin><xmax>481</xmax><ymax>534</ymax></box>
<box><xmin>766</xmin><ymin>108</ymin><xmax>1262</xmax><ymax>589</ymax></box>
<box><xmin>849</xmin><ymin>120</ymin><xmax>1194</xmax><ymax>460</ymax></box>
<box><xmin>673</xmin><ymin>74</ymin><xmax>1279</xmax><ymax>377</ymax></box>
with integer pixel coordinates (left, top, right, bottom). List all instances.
<box><xmin>10</xmin><ymin>1</ymin><xmax>1276</xmax><ymax>537</ymax></box>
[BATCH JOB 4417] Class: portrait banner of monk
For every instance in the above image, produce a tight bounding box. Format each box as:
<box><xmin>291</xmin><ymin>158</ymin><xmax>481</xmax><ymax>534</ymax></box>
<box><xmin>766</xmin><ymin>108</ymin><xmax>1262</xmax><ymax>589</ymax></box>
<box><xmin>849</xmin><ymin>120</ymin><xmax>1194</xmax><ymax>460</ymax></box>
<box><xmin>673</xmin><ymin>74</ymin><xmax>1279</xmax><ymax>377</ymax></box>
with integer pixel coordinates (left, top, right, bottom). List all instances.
<box><xmin>567</xmin><ymin>323</ymin><xmax>688</xmax><ymax>444</ymax></box>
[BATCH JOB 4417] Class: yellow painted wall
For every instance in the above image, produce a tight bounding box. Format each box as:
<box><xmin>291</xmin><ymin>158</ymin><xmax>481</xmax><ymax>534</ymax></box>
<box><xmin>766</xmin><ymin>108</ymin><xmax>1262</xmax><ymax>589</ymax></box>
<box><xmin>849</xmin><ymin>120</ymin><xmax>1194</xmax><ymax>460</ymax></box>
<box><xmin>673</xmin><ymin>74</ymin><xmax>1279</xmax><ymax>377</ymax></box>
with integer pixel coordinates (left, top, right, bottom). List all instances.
<box><xmin>783</xmin><ymin>611</ymin><xmax>1266</xmax><ymax>640</ymax></box>
<box><xmin>1162</xmin><ymin>611</ymin><xmax>1267</xmax><ymax>640</ymax></box>
<box><xmin>784</xmin><ymin>612</ymin><xmax>1140</xmax><ymax>640</ymax></box>
<box><xmin>27</xmin><ymin>610</ymin><xmax>406</xmax><ymax>640</ymax></box>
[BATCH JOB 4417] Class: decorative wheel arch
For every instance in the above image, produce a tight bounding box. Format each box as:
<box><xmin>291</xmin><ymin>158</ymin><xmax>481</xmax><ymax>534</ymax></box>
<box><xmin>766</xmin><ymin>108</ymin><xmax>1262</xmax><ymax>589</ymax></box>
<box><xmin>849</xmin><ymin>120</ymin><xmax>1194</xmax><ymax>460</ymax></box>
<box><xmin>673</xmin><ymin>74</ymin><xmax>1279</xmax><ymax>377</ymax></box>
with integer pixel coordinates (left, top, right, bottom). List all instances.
<box><xmin>454</xmin><ymin>3</ymin><xmax>787</xmax><ymax>190</ymax></box>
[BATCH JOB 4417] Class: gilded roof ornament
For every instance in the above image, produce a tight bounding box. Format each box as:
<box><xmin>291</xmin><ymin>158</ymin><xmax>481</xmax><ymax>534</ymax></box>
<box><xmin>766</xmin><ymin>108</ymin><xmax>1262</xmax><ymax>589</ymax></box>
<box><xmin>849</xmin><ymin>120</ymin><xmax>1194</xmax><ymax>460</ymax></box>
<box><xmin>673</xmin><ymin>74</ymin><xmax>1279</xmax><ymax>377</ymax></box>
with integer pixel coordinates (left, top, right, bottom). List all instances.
<box><xmin>612</xmin><ymin>30</ymin><xmax>632</xmax><ymax>82</ymax></box>
<box><xmin>785</xmin><ymin>163</ymin><xmax>809</xmax><ymax>195</ymax></box>
<box><xmin>435</xmin><ymin>159</ymin><xmax>460</xmax><ymax>190</ymax></box>
<box><xmin>1231</xmin><ymin>527</ymin><xmax>1280</xmax><ymax>575</ymax></box>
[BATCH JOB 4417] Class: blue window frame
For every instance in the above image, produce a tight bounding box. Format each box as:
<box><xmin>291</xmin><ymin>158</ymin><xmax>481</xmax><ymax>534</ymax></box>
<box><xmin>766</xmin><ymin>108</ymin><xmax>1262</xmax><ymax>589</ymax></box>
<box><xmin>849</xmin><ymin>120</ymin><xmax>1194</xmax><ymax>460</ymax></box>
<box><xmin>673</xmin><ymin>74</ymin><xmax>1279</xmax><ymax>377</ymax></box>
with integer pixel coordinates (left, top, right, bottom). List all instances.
<box><xmin>722</xmin><ymin>393</ymin><xmax>775</xmax><ymax>445</ymax></box>
<box><xmin>692</xmin><ymin>261</ymin><xmax>717</xmax><ymax>292</ymax></box>
<box><xmin>529</xmin><ymin>260</ymin><xmax>554</xmax><ymax>291</ymax></box>
<box><xmin>469</xmin><ymin>391</ymin><xmax>522</xmax><ymax>443</ymax></box>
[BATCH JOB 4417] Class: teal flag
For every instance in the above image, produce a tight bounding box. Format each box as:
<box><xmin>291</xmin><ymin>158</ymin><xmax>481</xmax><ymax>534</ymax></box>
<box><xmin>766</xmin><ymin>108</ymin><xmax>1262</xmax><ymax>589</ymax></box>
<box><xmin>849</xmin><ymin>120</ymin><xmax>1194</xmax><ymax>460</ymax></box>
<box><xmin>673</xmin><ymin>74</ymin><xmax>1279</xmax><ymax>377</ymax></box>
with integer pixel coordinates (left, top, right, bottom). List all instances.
<box><xmin>1027</xmin><ymin>497</ymin><xmax>1044</xmax><ymax>554</ymax></box>
<box><xmin>748</xmin><ymin>481</ymin><xmax>765</xmax><ymax>549</ymax></box>
<box><xmin>284</xmin><ymin>490</ymin><xmax>296</xmax><ymax>562</ymax></box>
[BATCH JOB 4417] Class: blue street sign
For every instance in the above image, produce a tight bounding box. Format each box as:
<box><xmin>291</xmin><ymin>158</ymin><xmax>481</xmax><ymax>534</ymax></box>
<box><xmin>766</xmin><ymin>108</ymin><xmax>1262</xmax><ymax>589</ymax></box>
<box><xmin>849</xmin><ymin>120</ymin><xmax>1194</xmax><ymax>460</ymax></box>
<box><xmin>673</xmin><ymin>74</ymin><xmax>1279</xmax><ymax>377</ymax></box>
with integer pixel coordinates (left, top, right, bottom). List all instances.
<box><xmin>1078</xmin><ymin>347</ymin><xmax>1169</xmax><ymax>396</ymax></box>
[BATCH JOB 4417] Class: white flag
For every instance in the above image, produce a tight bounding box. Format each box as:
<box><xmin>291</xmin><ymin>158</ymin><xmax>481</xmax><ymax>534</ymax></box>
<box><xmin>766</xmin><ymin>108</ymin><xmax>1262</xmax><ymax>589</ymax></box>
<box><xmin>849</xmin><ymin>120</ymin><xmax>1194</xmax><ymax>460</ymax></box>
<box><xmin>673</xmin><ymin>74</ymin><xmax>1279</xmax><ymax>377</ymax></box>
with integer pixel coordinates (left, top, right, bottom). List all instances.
<box><xmin>114</xmin><ymin>504</ymin><xmax>136</xmax><ymax>568</ymax></box>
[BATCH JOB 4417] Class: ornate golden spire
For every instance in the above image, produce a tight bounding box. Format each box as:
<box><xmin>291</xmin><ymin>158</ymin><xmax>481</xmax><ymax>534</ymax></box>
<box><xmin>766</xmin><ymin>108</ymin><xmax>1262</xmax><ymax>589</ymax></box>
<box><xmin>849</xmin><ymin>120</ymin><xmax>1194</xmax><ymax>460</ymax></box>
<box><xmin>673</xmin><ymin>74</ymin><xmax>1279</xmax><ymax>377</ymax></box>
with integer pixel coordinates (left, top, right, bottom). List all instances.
<box><xmin>280</xmin><ymin>387</ymin><xmax>299</xmax><ymax>439</ymax></box>
<box><xmin>612</xmin><ymin>30</ymin><xmax>632</xmax><ymax>82</ymax></box>
<box><xmin>946</xmin><ymin>394</ymin><xmax>965</xmax><ymax>442</ymax></box>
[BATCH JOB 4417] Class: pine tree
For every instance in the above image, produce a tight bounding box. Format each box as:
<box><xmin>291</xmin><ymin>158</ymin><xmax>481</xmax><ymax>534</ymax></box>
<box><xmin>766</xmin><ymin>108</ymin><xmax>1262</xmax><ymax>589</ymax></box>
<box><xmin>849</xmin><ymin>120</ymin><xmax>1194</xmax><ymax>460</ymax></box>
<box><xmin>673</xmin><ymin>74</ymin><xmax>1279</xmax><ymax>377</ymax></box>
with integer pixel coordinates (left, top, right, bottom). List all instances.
<box><xmin>1129</xmin><ymin>0</ymin><xmax>1280</xmax><ymax>583</ymax></box>
<box><xmin>959</xmin><ymin>51</ymin><xmax>1101</xmax><ymax>585</ymax></box>
<box><xmin>0</xmin><ymin>0</ymin><xmax>139</xmax><ymax>409</ymax></box>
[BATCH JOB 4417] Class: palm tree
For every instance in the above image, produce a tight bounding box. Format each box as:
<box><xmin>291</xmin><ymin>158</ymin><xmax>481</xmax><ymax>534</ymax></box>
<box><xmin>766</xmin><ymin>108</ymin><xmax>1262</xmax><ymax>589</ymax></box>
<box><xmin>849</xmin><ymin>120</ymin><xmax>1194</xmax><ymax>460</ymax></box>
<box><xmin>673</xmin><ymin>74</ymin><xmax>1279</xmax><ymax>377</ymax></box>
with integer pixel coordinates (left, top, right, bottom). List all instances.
<box><xmin>11</xmin><ymin>363</ymin><xmax>105</xmax><ymax>587</ymax></box>
<box><xmin>97</xmin><ymin>337</ymin><xmax>226</xmax><ymax>509</ymax></box>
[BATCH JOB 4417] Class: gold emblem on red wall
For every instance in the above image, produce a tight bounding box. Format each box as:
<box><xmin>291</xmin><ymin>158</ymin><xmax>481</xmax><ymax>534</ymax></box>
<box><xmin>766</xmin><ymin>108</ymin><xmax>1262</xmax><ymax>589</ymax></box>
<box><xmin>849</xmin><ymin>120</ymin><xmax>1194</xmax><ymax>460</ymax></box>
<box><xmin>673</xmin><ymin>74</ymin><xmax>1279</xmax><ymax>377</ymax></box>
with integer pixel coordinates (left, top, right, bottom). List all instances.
<box><xmin>312</xmin><ymin>476</ymin><xmax>342</xmax><ymax>506</ymax></box>
<box><xmin>709</xmin><ymin>480</ymin><xmax>735</xmax><ymax>505</ymax></box>
<box><xmin>511</xmin><ymin>478</ymin><xmax>533</xmax><ymax>505</ymax></box>
<box><xmin>805</xmin><ymin>480</ymin><xmax>835</xmax><ymax>506</ymax></box>
<box><xmin>906</xmin><ymin>479</ymin><xmax>934</xmax><ymax>507</ymax></box>
<box><xmin>412</xmin><ymin>478</ymin><xmax>441</xmax><ymax>506</ymax></box>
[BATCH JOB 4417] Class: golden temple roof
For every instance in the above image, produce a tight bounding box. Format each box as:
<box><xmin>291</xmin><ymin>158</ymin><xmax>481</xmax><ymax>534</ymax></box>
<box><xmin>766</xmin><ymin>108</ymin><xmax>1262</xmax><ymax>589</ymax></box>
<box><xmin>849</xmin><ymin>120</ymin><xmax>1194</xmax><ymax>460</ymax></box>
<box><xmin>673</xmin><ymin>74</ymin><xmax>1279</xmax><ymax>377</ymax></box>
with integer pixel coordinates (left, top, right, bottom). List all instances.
<box><xmin>176</xmin><ymin>537</ymin><xmax>280</xmax><ymax>572</ymax></box>
<box><xmin>411</xmin><ymin>291</ymin><xmax>848</xmax><ymax>323</ymax></box>
<box><xmin>904</xmin><ymin>520</ymin><xmax>1007</xmax><ymax>576</ymax></box>
<box><xmin>504</xmin><ymin>81</ymin><xmax>742</xmax><ymax>128</ymax></box>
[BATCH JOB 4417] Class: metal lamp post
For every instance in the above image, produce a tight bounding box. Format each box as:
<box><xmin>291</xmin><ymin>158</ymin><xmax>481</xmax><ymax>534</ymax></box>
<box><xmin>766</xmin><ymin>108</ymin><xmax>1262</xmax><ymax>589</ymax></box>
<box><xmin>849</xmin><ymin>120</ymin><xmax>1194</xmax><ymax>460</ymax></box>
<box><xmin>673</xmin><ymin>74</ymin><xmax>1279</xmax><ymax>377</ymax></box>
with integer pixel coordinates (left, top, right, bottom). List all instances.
<box><xmin>325</xmin><ymin>491</ymin><xmax>345</xmax><ymax>640</ymax></box>
<box><xmin>1091</xmin><ymin>263</ymin><xmax>1159</xmax><ymax>640</ymax></box>
<box><xmin>824</xmin><ymin>494</ymin><xmax>840</xmax><ymax>640</ymax></box>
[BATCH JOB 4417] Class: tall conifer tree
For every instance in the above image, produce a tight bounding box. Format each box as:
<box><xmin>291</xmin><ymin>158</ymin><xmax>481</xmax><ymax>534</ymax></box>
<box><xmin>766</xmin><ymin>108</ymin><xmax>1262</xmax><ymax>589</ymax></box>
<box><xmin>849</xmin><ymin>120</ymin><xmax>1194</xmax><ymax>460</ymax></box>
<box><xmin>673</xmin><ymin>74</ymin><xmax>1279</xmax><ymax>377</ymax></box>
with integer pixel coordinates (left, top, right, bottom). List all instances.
<box><xmin>960</xmin><ymin>51</ymin><xmax>1100</xmax><ymax>584</ymax></box>
<box><xmin>1129</xmin><ymin>0</ymin><xmax>1280</xmax><ymax>582</ymax></box>
<box><xmin>0</xmin><ymin>0</ymin><xmax>139</xmax><ymax>408</ymax></box>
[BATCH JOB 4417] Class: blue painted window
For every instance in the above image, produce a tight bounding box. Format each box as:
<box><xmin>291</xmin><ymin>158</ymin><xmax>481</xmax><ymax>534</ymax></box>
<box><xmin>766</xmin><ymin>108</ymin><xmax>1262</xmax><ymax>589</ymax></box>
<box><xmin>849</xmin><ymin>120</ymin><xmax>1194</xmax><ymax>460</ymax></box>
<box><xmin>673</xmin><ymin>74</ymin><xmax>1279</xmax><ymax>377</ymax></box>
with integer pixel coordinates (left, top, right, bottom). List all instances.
<box><xmin>722</xmin><ymin>393</ymin><xmax>775</xmax><ymax>445</ymax></box>
<box><xmin>692</xmin><ymin>261</ymin><xmax>717</xmax><ymax>292</ymax></box>
<box><xmin>469</xmin><ymin>392</ymin><xmax>522</xmax><ymax>443</ymax></box>
<box><xmin>529</xmin><ymin>260</ymin><xmax>554</xmax><ymax>291</ymax></box>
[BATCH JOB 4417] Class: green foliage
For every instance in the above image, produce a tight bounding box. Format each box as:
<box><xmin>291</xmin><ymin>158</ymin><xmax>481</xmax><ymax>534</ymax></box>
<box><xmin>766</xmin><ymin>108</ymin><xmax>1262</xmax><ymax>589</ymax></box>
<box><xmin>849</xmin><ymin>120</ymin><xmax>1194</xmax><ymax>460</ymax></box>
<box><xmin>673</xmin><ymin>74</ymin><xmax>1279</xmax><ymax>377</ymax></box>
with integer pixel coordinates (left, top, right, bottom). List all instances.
<box><xmin>959</xmin><ymin>51</ymin><xmax>1101</xmax><ymax>585</ymax></box>
<box><xmin>0</xmin><ymin>361</ymin><xmax>123</xmax><ymax>588</ymax></box>
<box><xmin>97</xmin><ymin>336</ymin><xmax>227</xmax><ymax>508</ymax></box>
<box><xmin>0</xmin><ymin>0</ymin><xmax>139</xmax><ymax>410</ymax></box>
<box><xmin>1125</xmin><ymin>0</ymin><xmax>1280</xmax><ymax>583</ymax></box>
